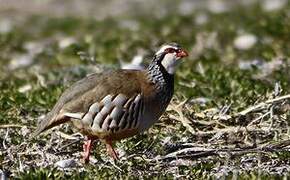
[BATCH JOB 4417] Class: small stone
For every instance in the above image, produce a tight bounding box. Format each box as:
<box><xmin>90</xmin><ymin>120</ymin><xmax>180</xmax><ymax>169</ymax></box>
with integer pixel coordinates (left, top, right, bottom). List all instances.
<box><xmin>55</xmin><ymin>159</ymin><xmax>76</xmax><ymax>168</ymax></box>
<box><xmin>24</xmin><ymin>41</ymin><xmax>44</xmax><ymax>55</ymax></box>
<box><xmin>195</xmin><ymin>13</ymin><xmax>208</xmax><ymax>25</ymax></box>
<box><xmin>119</xmin><ymin>20</ymin><xmax>139</xmax><ymax>31</ymax></box>
<box><xmin>9</xmin><ymin>54</ymin><xmax>33</xmax><ymax>70</ymax></box>
<box><xmin>238</xmin><ymin>59</ymin><xmax>263</xmax><ymax>70</ymax></box>
<box><xmin>207</xmin><ymin>0</ymin><xmax>229</xmax><ymax>14</ymax></box>
<box><xmin>178</xmin><ymin>1</ymin><xmax>196</xmax><ymax>16</ymax></box>
<box><xmin>120</xmin><ymin>55</ymin><xmax>144</xmax><ymax>70</ymax></box>
<box><xmin>18</xmin><ymin>84</ymin><xmax>32</xmax><ymax>93</ymax></box>
<box><xmin>262</xmin><ymin>0</ymin><xmax>287</xmax><ymax>12</ymax></box>
<box><xmin>0</xmin><ymin>169</ymin><xmax>7</xmax><ymax>180</ymax></box>
<box><xmin>190</xmin><ymin>97</ymin><xmax>211</xmax><ymax>105</ymax></box>
<box><xmin>234</xmin><ymin>34</ymin><xmax>257</xmax><ymax>50</ymax></box>
<box><xmin>58</xmin><ymin>37</ymin><xmax>76</xmax><ymax>49</ymax></box>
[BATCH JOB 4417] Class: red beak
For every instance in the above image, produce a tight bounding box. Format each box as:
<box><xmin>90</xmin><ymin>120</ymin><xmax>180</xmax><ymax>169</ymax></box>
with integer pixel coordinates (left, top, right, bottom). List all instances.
<box><xmin>177</xmin><ymin>49</ymin><xmax>188</xmax><ymax>58</ymax></box>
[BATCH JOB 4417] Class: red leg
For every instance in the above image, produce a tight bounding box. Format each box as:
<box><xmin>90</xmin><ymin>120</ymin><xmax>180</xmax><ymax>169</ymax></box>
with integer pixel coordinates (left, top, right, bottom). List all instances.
<box><xmin>105</xmin><ymin>140</ymin><xmax>119</xmax><ymax>160</ymax></box>
<box><xmin>83</xmin><ymin>138</ymin><xmax>93</xmax><ymax>163</ymax></box>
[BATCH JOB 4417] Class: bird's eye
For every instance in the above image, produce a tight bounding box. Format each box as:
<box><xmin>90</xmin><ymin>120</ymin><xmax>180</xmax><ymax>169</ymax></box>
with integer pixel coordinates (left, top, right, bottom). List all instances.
<box><xmin>165</xmin><ymin>48</ymin><xmax>176</xmax><ymax>53</ymax></box>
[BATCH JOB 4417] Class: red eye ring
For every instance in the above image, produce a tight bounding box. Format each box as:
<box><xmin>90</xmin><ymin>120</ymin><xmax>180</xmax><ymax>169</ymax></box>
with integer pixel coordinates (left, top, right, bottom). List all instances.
<box><xmin>165</xmin><ymin>48</ymin><xmax>176</xmax><ymax>53</ymax></box>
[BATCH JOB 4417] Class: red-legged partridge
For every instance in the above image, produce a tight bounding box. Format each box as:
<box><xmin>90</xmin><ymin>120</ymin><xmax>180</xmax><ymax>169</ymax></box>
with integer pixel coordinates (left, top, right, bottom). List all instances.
<box><xmin>33</xmin><ymin>43</ymin><xmax>188</xmax><ymax>161</ymax></box>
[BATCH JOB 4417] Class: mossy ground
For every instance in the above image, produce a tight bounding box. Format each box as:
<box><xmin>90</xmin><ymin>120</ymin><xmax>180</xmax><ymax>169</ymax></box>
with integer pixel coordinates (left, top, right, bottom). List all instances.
<box><xmin>0</xmin><ymin>1</ymin><xmax>290</xmax><ymax>179</ymax></box>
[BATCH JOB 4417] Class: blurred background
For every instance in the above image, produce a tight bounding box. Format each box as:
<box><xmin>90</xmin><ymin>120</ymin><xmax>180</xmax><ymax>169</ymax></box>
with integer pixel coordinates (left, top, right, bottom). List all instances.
<box><xmin>0</xmin><ymin>0</ymin><xmax>290</xmax><ymax>179</ymax></box>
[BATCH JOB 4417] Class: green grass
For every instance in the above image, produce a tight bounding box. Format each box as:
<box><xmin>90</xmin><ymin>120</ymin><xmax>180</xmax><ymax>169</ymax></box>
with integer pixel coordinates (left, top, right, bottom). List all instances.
<box><xmin>0</xmin><ymin>1</ymin><xmax>290</xmax><ymax>179</ymax></box>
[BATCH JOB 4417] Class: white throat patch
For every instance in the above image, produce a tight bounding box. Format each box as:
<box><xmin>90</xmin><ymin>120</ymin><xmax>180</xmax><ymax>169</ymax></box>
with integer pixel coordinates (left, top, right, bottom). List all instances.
<box><xmin>161</xmin><ymin>53</ymin><xmax>180</xmax><ymax>74</ymax></box>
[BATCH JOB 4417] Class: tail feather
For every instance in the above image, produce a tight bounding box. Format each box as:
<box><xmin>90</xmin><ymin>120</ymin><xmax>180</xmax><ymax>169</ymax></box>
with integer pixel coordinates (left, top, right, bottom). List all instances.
<box><xmin>31</xmin><ymin>112</ymin><xmax>55</xmax><ymax>138</ymax></box>
<box><xmin>31</xmin><ymin>111</ymin><xmax>69</xmax><ymax>138</ymax></box>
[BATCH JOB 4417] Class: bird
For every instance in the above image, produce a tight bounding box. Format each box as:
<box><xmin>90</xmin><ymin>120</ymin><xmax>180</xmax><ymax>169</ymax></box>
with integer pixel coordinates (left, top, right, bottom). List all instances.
<box><xmin>33</xmin><ymin>42</ymin><xmax>188</xmax><ymax>162</ymax></box>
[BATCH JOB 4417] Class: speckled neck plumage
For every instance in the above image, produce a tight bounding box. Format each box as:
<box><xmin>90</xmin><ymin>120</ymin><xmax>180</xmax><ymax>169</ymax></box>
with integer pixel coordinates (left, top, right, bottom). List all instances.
<box><xmin>146</xmin><ymin>53</ymin><xmax>174</xmax><ymax>104</ymax></box>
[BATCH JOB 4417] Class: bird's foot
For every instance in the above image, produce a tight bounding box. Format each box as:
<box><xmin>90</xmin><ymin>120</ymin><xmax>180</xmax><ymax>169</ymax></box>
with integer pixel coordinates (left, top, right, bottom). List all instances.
<box><xmin>83</xmin><ymin>139</ymin><xmax>93</xmax><ymax>163</ymax></box>
<box><xmin>105</xmin><ymin>140</ymin><xmax>119</xmax><ymax>160</ymax></box>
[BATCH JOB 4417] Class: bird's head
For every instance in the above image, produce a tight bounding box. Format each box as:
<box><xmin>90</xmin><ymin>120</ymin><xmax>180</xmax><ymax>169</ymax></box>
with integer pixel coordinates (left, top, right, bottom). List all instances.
<box><xmin>153</xmin><ymin>43</ymin><xmax>188</xmax><ymax>74</ymax></box>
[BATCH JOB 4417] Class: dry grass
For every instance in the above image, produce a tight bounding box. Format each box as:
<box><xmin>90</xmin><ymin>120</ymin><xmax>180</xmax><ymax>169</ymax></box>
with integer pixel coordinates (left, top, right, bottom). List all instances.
<box><xmin>0</xmin><ymin>0</ymin><xmax>290</xmax><ymax>179</ymax></box>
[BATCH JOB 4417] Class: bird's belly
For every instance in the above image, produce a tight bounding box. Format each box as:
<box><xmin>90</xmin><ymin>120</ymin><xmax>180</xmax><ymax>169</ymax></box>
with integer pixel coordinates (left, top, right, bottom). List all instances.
<box><xmin>71</xmin><ymin>108</ymin><xmax>161</xmax><ymax>140</ymax></box>
<box><xmin>72</xmin><ymin>119</ymin><xmax>140</xmax><ymax>140</ymax></box>
<box><xmin>70</xmin><ymin>95</ymin><xmax>169</xmax><ymax>140</ymax></box>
